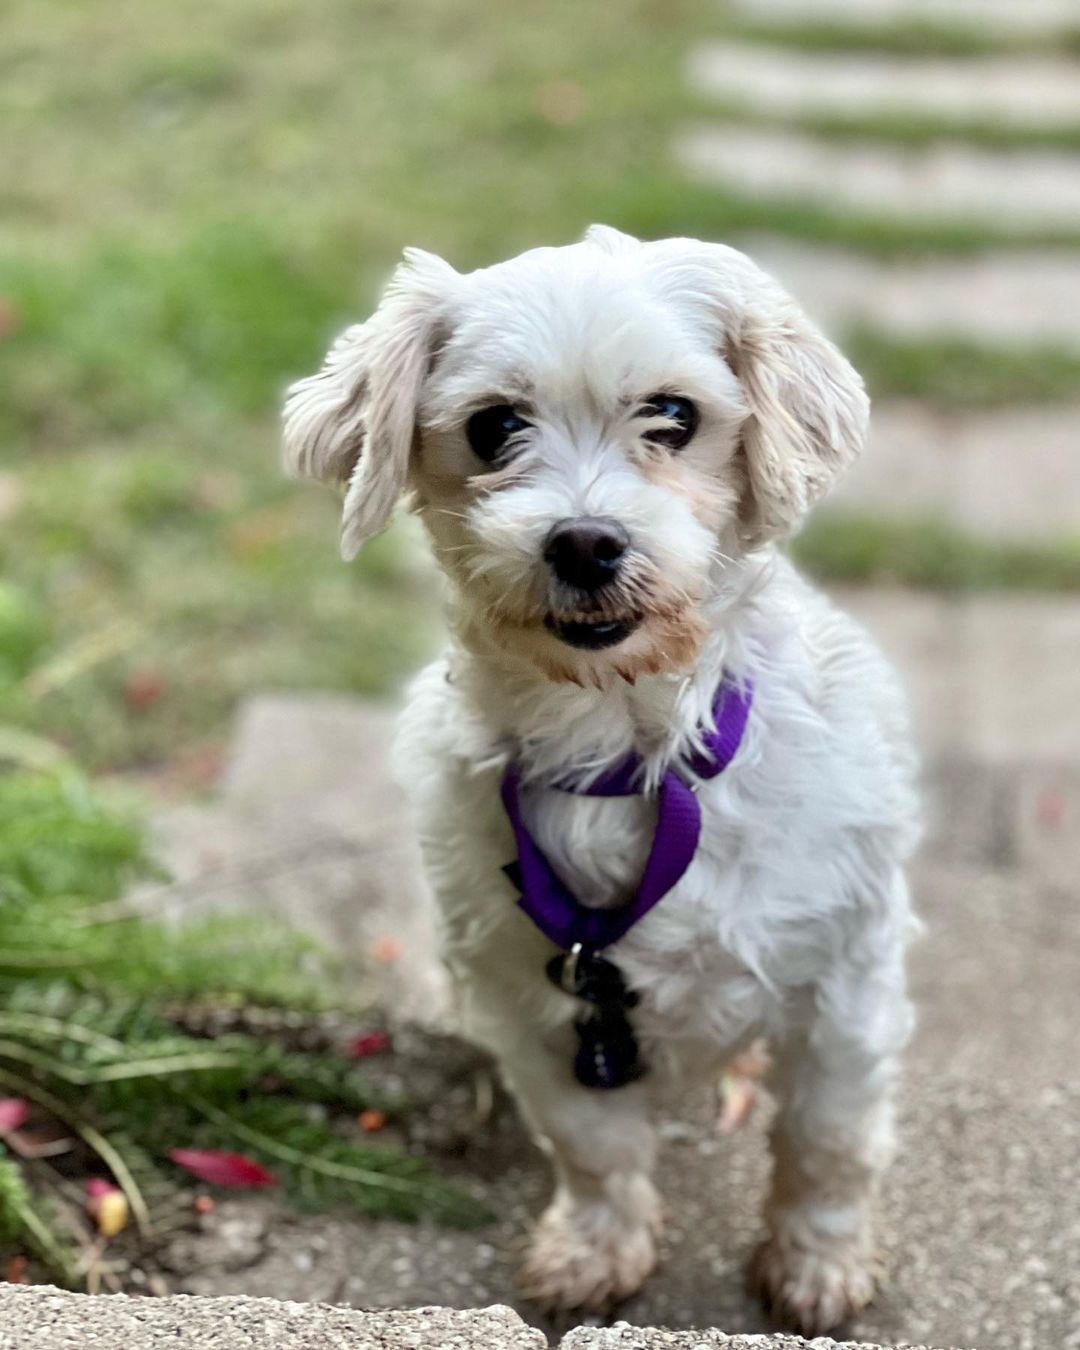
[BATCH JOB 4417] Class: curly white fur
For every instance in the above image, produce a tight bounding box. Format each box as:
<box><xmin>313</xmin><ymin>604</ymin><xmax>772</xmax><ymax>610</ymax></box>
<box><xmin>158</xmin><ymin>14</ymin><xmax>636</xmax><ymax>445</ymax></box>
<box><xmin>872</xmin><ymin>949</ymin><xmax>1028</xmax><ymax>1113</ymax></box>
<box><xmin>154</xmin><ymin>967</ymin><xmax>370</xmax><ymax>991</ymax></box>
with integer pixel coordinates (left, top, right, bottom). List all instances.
<box><xmin>283</xmin><ymin>225</ymin><xmax>920</xmax><ymax>1336</ymax></box>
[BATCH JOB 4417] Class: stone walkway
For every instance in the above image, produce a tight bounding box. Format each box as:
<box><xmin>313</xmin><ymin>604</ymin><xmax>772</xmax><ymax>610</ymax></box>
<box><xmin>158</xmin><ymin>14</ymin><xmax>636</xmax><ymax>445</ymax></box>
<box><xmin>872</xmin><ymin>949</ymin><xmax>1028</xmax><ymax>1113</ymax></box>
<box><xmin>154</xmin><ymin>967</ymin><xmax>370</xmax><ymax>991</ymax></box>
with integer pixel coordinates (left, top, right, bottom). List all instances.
<box><xmin>676</xmin><ymin>16</ymin><xmax>1080</xmax><ymax>541</ymax></box>
<box><xmin>835</xmin><ymin>403</ymin><xmax>1080</xmax><ymax>537</ymax></box>
<box><xmin>678</xmin><ymin>125</ymin><xmax>1080</xmax><ymax>226</ymax></box>
<box><xmin>737</xmin><ymin>240</ymin><xmax>1080</xmax><ymax>347</ymax></box>
<box><xmin>688</xmin><ymin>42</ymin><xmax>1080</xmax><ymax>126</ymax></box>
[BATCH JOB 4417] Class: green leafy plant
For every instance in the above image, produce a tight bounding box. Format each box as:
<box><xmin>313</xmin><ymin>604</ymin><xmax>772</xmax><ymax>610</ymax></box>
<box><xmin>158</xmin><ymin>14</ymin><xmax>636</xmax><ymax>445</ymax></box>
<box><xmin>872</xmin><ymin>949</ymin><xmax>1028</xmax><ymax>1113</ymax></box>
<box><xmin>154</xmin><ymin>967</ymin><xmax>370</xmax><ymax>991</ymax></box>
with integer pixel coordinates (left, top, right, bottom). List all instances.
<box><xmin>0</xmin><ymin>749</ymin><xmax>486</xmax><ymax>1287</ymax></box>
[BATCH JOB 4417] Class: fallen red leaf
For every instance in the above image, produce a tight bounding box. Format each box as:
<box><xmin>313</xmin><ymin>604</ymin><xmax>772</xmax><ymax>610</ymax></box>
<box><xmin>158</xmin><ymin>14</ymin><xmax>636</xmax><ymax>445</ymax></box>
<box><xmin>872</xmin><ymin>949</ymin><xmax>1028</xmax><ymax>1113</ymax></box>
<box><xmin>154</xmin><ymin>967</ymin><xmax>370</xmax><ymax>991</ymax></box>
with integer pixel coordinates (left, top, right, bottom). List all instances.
<box><xmin>369</xmin><ymin>935</ymin><xmax>402</xmax><ymax>963</ymax></box>
<box><xmin>168</xmin><ymin>1148</ymin><xmax>278</xmax><ymax>1189</ymax></box>
<box><xmin>2</xmin><ymin>1255</ymin><xmax>28</xmax><ymax>1285</ymax></box>
<box><xmin>123</xmin><ymin>667</ymin><xmax>166</xmax><ymax>712</ymax></box>
<box><xmin>0</xmin><ymin>1099</ymin><xmax>29</xmax><ymax>1134</ymax></box>
<box><xmin>344</xmin><ymin>1031</ymin><xmax>390</xmax><ymax>1059</ymax></box>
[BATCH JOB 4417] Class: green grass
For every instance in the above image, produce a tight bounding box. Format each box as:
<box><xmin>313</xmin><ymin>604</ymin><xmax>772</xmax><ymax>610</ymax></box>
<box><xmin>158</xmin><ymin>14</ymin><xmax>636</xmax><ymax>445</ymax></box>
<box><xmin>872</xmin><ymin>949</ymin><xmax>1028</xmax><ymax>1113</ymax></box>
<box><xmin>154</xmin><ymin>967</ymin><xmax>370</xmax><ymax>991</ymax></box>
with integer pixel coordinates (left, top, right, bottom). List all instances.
<box><xmin>2</xmin><ymin>0</ymin><xmax>1078</xmax><ymax>770</ymax></box>
<box><xmin>0</xmin><ymin>446</ymin><xmax>432</xmax><ymax>771</ymax></box>
<box><xmin>847</xmin><ymin>330</ymin><xmax>1080</xmax><ymax>407</ymax></box>
<box><xmin>713</xmin><ymin>16</ymin><xmax>1080</xmax><ymax>58</ymax></box>
<box><xmin>0</xmin><ymin>761</ymin><xmax>485</xmax><ymax>1284</ymax></box>
<box><xmin>794</xmin><ymin>514</ymin><xmax>1080</xmax><ymax>591</ymax></box>
<box><xmin>691</xmin><ymin>102</ymin><xmax>1080</xmax><ymax>154</ymax></box>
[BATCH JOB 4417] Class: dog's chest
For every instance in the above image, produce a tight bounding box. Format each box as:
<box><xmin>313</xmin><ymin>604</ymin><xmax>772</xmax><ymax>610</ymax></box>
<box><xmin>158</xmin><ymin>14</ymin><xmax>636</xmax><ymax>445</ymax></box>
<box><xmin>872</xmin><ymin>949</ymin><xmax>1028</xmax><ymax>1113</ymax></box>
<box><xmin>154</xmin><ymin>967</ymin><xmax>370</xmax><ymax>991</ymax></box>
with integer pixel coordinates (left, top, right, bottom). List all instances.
<box><xmin>522</xmin><ymin>787</ymin><xmax>655</xmax><ymax>911</ymax></box>
<box><xmin>520</xmin><ymin>780</ymin><xmax>767</xmax><ymax>1053</ymax></box>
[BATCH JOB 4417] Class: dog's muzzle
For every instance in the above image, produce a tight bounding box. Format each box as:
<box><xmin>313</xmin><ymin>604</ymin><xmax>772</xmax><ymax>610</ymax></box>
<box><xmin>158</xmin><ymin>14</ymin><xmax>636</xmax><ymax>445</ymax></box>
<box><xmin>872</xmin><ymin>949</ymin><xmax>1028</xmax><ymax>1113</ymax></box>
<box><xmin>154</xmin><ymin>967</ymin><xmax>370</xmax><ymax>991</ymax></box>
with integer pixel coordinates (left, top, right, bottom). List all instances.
<box><xmin>542</xmin><ymin>517</ymin><xmax>641</xmax><ymax>649</ymax></box>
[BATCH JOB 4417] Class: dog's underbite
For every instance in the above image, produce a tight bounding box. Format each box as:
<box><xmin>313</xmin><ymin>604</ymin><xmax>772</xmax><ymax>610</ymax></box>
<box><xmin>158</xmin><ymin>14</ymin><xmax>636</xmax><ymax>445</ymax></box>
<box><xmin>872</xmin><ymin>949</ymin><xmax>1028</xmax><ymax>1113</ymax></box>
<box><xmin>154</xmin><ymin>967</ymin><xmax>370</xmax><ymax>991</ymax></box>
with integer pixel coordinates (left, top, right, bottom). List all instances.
<box><xmin>282</xmin><ymin>226</ymin><xmax>920</xmax><ymax>1337</ymax></box>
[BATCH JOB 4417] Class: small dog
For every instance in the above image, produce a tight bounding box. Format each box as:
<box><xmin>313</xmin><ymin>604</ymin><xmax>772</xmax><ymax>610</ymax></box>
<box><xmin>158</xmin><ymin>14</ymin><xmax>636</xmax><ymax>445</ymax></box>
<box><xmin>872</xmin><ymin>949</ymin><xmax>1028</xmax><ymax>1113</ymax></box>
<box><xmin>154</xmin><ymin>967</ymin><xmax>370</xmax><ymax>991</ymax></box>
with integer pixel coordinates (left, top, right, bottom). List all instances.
<box><xmin>283</xmin><ymin>226</ymin><xmax>919</xmax><ymax>1336</ymax></box>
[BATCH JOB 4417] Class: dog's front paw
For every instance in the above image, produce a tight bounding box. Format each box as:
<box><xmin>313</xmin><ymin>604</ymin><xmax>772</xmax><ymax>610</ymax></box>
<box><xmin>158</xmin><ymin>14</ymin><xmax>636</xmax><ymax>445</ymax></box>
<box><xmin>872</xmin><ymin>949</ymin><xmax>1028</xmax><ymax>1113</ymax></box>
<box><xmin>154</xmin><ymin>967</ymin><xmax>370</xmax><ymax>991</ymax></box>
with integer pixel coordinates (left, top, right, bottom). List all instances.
<box><xmin>520</xmin><ymin>1184</ymin><xmax>661</xmax><ymax>1311</ymax></box>
<box><xmin>750</xmin><ymin>1227</ymin><xmax>882</xmax><ymax>1337</ymax></box>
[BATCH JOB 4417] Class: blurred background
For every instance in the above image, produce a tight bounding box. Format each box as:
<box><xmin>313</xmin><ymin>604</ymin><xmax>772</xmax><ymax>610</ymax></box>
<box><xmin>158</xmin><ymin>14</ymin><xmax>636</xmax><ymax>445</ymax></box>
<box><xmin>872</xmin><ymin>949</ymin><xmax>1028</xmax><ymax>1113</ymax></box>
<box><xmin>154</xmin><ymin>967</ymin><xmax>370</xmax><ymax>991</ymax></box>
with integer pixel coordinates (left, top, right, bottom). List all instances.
<box><xmin>3</xmin><ymin>0</ymin><xmax>1079</xmax><ymax>780</ymax></box>
<box><xmin>1</xmin><ymin>2</ymin><xmax>1079</xmax><ymax>1343</ymax></box>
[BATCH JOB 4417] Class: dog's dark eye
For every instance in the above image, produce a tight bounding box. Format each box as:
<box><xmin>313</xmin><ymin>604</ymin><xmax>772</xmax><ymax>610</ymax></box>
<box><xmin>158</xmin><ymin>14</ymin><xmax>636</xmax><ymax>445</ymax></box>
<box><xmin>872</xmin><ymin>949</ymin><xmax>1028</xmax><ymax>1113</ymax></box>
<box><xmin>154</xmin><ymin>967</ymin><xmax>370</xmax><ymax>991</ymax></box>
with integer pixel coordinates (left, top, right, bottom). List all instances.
<box><xmin>639</xmin><ymin>394</ymin><xmax>698</xmax><ymax>451</ymax></box>
<box><xmin>466</xmin><ymin>405</ymin><xmax>530</xmax><ymax>463</ymax></box>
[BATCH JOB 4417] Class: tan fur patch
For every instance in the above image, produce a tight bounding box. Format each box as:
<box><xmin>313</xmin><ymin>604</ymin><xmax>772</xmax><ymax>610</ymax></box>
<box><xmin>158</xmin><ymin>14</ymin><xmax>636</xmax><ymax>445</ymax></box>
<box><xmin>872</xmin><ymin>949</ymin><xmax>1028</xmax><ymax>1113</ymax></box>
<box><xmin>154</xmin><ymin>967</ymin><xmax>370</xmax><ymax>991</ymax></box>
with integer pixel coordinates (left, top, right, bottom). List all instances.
<box><xmin>636</xmin><ymin>447</ymin><xmax>735</xmax><ymax>534</ymax></box>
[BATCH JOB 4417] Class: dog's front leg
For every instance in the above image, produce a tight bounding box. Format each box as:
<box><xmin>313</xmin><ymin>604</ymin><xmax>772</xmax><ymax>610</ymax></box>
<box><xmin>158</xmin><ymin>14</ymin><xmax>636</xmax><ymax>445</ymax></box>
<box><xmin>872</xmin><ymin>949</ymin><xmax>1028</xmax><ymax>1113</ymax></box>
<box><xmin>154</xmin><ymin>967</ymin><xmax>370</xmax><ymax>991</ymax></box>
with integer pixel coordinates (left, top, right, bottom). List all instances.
<box><xmin>509</xmin><ymin>1038</ymin><xmax>661</xmax><ymax>1311</ymax></box>
<box><xmin>467</xmin><ymin>977</ymin><xmax>660</xmax><ymax>1312</ymax></box>
<box><xmin>752</xmin><ymin>957</ymin><xmax>912</xmax><ymax>1336</ymax></box>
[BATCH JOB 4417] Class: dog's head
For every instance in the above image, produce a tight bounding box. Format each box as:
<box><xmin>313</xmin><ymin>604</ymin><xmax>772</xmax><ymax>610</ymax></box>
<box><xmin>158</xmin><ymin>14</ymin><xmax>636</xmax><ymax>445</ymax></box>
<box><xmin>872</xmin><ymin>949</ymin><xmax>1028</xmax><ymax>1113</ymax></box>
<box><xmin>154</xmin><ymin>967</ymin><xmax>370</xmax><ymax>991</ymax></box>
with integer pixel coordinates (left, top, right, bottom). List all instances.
<box><xmin>283</xmin><ymin>226</ymin><xmax>867</xmax><ymax>684</ymax></box>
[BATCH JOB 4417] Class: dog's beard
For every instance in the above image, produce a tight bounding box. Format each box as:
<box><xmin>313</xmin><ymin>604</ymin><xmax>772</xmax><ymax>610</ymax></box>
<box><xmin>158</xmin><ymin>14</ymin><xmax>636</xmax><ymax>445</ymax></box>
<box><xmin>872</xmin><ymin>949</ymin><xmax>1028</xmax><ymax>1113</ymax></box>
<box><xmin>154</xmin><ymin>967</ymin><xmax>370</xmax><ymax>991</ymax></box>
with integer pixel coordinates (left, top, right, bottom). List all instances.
<box><xmin>451</xmin><ymin>554</ymin><xmax>707</xmax><ymax>687</ymax></box>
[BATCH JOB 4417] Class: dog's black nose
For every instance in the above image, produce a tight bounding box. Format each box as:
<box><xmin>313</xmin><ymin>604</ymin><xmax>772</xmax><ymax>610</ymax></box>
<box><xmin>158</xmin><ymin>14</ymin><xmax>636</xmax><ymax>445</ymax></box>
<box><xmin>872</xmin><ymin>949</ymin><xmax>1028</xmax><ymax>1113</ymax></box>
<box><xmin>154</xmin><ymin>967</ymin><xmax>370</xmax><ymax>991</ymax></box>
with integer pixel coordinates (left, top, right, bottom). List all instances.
<box><xmin>543</xmin><ymin>517</ymin><xmax>630</xmax><ymax>592</ymax></box>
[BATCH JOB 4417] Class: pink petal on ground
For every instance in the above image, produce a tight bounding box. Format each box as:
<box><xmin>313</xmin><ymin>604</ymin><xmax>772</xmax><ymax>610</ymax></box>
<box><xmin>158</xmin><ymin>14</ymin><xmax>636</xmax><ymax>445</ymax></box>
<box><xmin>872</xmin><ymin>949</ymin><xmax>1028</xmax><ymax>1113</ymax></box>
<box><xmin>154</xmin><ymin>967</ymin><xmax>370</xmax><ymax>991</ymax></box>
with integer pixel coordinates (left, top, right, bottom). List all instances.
<box><xmin>0</xmin><ymin>1099</ymin><xmax>29</xmax><ymax>1134</ymax></box>
<box><xmin>168</xmin><ymin>1149</ymin><xmax>278</xmax><ymax>1189</ymax></box>
<box><xmin>344</xmin><ymin>1031</ymin><xmax>390</xmax><ymax>1059</ymax></box>
<box><xmin>84</xmin><ymin>1178</ymin><xmax>119</xmax><ymax>1198</ymax></box>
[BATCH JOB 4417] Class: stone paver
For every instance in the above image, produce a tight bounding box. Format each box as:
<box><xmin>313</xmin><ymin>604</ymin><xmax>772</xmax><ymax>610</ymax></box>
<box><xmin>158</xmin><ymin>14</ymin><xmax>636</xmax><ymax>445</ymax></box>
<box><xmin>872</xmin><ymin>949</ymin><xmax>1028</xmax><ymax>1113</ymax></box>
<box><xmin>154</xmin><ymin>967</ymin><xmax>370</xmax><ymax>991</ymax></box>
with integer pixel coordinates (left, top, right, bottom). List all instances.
<box><xmin>837</xmin><ymin>589</ymin><xmax>1080</xmax><ymax>770</ymax></box>
<box><xmin>562</xmin><ymin>1329</ymin><xmax>953</xmax><ymax>1350</ymax></box>
<box><xmin>909</xmin><ymin>861</ymin><xmax>1080</xmax><ymax>1085</ymax></box>
<box><xmin>0</xmin><ymin>1287</ymin><xmax>546</xmax><ymax>1350</ymax></box>
<box><xmin>827</xmin><ymin>402</ymin><xmax>1080</xmax><ymax>538</ymax></box>
<box><xmin>727</xmin><ymin>0</ymin><xmax>1080</xmax><ymax>34</ymax></box>
<box><xmin>743</xmin><ymin>239</ymin><xmax>1080</xmax><ymax>347</ymax></box>
<box><xmin>689</xmin><ymin>42</ymin><xmax>1080</xmax><ymax>126</ymax></box>
<box><xmin>133</xmin><ymin>693</ymin><xmax>446</xmax><ymax>1023</ymax></box>
<box><xmin>677</xmin><ymin>124</ymin><xmax>1080</xmax><ymax>227</ymax></box>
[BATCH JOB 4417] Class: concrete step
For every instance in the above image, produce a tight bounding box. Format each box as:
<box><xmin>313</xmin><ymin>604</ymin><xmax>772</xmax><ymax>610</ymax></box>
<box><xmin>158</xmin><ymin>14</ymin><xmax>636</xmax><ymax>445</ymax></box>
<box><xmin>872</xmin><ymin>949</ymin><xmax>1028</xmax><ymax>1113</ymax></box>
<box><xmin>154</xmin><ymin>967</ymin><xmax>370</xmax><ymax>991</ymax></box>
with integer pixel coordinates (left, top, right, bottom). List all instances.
<box><xmin>726</xmin><ymin>0</ymin><xmax>1080</xmax><ymax>36</ymax></box>
<box><xmin>0</xmin><ymin>1285</ymin><xmax>964</xmax><ymax>1350</ymax></box>
<box><xmin>830</xmin><ymin>402</ymin><xmax>1080</xmax><ymax>539</ymax></box>
<box><xmin>676</xmin><ymin>123</ymin><xmax>1080</xmax><ymax>228</ymax></box>
<box><xmin>689</xmin><ymin>41</ymin><xmax>1080</xmax><ymax>128</ymax></box>
<box><xmin>0</xmin><ymin>1289</ymin><xmax>545</xmax><ymax>1349</ymax></box>
<box><xmin>741</xmin><ymin>239</ymin><xmax>1080</xmax><ymax>348</ymax></box>
<box><xmin>130</xmin><ymin>694</ymin><xmax>447</xmax><ymax>1025</ymax></box>
<box><xmin>835</xmin><ymin>588</ymin><xmax>1080</xmax><ymax>770</ymax></box>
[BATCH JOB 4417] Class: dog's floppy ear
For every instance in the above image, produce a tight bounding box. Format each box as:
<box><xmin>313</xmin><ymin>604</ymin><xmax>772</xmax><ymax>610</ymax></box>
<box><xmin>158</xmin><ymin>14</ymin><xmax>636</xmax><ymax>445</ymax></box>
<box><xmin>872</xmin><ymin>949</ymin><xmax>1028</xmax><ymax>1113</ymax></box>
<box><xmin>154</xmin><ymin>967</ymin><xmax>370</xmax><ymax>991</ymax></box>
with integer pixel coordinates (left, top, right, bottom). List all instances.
<box><xmin>282</xmin><ymin>248</ymin><xmax>458</xmax><ymax>560</ymax></box>
<box><xmin>646</xmin><ymin>240</ymin><xmax>869</xmax><ymax>546</ymax></box>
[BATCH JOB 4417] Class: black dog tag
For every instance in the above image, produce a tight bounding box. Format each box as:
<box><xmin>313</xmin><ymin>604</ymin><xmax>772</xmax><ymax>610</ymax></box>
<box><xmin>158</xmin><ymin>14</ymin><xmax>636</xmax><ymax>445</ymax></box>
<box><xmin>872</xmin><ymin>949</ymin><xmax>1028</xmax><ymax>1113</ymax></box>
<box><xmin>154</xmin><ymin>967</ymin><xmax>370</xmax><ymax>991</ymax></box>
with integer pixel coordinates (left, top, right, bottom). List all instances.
<box><xmin>545</xmin><ymin>947</ymin><xmax>645</xmax><ymax>1089</ymax></box>
<box><xmin>573</xmin><ymin>1005</ymin><xmax>645</xmax><ymax>1090</ymax></box>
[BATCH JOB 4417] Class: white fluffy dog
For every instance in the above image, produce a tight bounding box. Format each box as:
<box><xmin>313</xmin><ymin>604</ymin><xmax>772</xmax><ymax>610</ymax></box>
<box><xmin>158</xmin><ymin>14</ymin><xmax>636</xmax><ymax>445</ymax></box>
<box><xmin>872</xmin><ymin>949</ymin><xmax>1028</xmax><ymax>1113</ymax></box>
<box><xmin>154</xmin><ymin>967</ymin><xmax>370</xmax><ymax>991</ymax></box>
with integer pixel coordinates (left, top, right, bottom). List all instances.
<box><xmin>282</xmin><ymin>226</ymin><xmax>919</xmax><ymax>1336</ymax></box>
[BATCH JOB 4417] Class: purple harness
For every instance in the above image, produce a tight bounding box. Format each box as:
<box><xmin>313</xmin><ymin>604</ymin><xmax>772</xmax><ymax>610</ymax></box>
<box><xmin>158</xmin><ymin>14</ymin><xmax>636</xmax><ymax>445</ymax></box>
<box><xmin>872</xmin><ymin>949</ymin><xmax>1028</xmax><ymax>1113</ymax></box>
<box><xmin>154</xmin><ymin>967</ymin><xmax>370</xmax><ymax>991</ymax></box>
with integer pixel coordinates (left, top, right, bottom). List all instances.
<box><xmin>499</xmin><ymin>677</ymin><xmax>753</xmax><ymax>1089</ymax></box>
